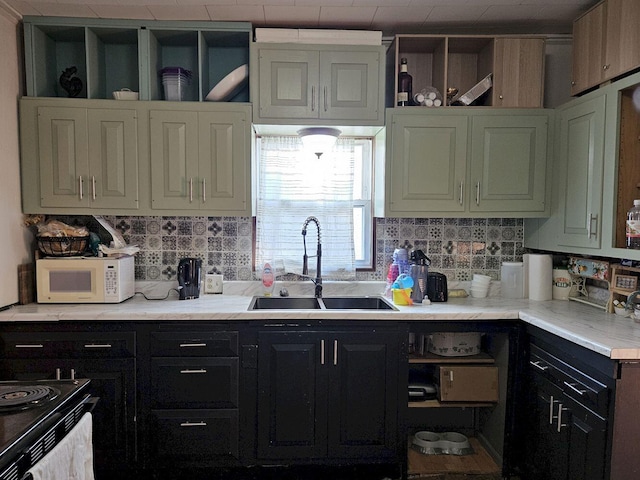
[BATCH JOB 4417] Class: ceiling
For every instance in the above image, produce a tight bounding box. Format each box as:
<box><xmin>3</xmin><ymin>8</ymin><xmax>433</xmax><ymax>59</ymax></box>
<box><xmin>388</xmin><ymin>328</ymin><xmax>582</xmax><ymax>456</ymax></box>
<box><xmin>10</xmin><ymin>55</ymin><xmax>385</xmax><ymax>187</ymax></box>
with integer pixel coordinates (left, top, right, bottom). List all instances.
<box><xmin>1</xmin><ymin>0</ymin><xmax>598</xmax><ymax>35</ymax></box>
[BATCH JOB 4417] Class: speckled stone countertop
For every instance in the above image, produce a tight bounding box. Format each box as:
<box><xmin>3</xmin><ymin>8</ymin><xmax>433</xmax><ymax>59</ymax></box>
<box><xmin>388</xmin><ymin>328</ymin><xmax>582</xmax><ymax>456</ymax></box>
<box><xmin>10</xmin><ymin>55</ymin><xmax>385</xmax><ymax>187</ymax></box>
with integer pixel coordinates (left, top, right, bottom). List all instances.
<box><xmin>2</xmin><ymin>281</ymin><xmax>640</xmax><ymax>360</ymax></box>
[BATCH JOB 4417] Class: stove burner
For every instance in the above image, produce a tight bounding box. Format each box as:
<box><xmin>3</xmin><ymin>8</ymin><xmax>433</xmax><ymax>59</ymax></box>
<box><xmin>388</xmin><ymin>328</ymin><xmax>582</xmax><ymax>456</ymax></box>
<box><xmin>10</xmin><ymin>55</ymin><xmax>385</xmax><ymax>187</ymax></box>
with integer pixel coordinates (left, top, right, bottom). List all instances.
<box><xmin>0</xmin><ymin>385</ymin><xmax>60</xmax><ymax>412</ymax></box>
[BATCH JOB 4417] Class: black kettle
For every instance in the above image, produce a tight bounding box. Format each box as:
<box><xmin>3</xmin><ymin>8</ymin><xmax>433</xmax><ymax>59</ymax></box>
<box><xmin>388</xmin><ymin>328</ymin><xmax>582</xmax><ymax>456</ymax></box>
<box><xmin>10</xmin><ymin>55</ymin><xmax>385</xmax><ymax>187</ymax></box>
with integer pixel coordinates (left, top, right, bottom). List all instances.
<box><xmin>178</xmin><ymin>258</ymin><xmax>202</xmax><ymax>300</ymax></box>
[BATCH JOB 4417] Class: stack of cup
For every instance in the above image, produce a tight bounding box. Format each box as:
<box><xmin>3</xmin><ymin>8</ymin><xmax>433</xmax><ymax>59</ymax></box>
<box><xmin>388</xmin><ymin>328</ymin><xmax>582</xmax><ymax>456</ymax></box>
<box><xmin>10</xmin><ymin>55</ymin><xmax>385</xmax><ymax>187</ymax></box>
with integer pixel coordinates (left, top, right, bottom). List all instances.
<box><xmin>470</xmin><ymin>274</ymin><xmax>491</xmax><ymax>298</ymax></box>
<box><xmin>160</xmin><ymin>67</ymin><xmax>192</xmax><ymax>101</ymax></box>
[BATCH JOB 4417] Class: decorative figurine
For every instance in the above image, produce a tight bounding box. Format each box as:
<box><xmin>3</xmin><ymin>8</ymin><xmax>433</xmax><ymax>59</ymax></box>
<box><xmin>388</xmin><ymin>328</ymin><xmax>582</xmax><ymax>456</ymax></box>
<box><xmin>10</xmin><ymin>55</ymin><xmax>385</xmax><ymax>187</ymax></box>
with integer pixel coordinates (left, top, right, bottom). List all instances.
<box><xmin>59</xmin><ymin>66</ymin><xmax>83</xmax><ymax>97</ymax></box>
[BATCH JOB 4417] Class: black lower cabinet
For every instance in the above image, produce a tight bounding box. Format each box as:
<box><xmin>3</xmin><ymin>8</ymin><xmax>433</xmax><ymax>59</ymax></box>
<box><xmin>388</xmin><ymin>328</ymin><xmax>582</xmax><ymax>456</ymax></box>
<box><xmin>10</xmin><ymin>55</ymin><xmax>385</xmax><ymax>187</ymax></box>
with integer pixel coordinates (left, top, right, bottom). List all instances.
<box><xmin>256</xmin><ymin>327</ymin><xmax>401</xmax><ymax>465</ymax></box>
<box><xmin>519</xmin><ymin>327</ymin><xmax>613</xmax><ymax>480</ymax></box>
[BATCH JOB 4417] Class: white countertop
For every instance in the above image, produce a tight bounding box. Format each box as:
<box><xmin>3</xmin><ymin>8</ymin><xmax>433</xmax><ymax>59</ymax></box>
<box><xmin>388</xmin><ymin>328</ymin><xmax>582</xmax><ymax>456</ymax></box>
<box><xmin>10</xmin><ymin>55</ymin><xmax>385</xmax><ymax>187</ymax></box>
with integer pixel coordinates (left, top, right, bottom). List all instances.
<box><xmin>2</xmin><ymin>281</ymin><xmax>640</xmax><ymax>360</ymax></box>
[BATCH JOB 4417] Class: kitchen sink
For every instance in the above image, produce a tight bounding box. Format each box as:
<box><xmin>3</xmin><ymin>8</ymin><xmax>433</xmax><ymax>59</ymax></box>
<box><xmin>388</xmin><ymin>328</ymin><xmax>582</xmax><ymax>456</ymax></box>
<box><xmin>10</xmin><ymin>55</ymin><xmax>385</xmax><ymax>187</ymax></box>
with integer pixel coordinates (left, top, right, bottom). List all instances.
<box><xmin>248</xmin><ymin>295</ymin><xmax>396</xmax><ymax>311</ymax></box>
<box><xmin>248</xmin><ymin>297</ymin><xmax>322</xmax><ymax>310</ymax></box>
<box><xmin>321</xmin><ymin>296</ymin><xmax>396</xmax><ymax>310</ymax></box>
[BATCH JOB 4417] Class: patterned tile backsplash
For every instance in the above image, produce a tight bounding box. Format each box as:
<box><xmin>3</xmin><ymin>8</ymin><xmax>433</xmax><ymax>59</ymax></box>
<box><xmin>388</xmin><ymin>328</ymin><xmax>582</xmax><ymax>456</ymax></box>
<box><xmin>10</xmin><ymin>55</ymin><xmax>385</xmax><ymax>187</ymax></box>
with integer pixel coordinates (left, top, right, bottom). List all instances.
<box><xmin>105</xmin><ymin>215</ymin><xmax>523</xmax><ymax>282</ymax></box>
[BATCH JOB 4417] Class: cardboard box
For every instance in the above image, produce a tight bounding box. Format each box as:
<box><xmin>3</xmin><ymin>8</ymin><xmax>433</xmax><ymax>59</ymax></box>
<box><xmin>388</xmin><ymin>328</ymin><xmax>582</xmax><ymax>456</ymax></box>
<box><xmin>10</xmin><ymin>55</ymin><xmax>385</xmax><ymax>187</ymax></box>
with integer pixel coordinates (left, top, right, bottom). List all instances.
<box><xmin>436</xmin><ymin>365</ymin><xmax>499</xmax><ymax>402</ymax></box>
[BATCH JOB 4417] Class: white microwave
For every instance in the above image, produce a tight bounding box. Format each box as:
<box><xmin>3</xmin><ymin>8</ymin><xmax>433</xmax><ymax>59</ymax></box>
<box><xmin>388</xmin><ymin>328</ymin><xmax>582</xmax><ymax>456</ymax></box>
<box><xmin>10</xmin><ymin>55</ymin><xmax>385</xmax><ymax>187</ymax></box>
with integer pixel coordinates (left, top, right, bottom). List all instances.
<box><xmin>36</xmin><ymin>256</ymin><xmax>135</xmax><ymax>303</ymax></box>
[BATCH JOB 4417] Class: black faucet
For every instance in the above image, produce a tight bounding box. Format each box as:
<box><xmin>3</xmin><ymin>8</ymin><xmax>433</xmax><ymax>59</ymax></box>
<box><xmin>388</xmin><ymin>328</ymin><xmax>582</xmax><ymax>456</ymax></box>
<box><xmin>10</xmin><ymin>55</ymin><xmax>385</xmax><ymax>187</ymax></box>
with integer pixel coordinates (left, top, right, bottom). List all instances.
<box><xmin>302</xmin><ymin>216</ymin><xmax>322</xmax><ymax>298</ymax></box>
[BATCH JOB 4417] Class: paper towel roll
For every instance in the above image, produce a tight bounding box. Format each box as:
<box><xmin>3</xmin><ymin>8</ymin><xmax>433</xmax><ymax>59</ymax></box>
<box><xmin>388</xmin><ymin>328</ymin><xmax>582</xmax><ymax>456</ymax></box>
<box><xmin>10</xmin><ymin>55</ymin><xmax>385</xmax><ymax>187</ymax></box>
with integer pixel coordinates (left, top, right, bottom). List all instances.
<box><xmin>528</xmin><ymin>254</ymin><xmax>553</xmax><ymax>301</ymax></box>
<box><xmin>522</xmin><ymin>253</ymin><xmax>530</xmax><ymax>298</ymax></box>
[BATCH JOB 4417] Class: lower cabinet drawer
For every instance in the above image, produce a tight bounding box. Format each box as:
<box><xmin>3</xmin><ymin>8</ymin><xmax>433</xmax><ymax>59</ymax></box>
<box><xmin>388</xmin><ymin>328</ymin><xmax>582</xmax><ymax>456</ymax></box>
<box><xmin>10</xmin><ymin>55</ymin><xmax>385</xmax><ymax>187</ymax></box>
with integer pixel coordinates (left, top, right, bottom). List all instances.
<box><xmin>150</xmin><ymin>409</ymin><xmax>239</xmax><ymax>463</ymax></box>
<box><xmin>151</xmin><ymin>357</ymin><xmax>239</xmax><ymax>408</ymax></box>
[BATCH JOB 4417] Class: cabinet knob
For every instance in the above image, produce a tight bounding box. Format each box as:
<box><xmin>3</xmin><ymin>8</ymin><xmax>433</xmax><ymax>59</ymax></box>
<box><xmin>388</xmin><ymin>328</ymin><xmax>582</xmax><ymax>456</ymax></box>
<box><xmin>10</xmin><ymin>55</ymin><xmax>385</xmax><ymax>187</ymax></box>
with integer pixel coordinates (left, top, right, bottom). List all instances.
<box><xmin>571</xmin><ymin>81</ymin><xmax>576</xmax><ymax>86</ymax></box>
<box><xmin>603</xmin><ymin>64</ymin><xmax>609</xmax><ymax>70</ymax></box>
<box><xmin>499</xmin><ymin>95</ymin><xmax>503</xmax><ymax>100</ymax></box>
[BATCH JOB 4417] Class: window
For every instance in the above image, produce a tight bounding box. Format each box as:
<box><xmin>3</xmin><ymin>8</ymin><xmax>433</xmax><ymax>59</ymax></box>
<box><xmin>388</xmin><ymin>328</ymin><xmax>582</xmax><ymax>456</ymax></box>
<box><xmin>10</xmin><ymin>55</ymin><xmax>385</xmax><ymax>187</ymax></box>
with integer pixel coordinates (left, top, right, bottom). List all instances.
<box><xmin>255</xmin><ymin>135</ymin><xmax>374</xmax><ymax>279</ymax></box>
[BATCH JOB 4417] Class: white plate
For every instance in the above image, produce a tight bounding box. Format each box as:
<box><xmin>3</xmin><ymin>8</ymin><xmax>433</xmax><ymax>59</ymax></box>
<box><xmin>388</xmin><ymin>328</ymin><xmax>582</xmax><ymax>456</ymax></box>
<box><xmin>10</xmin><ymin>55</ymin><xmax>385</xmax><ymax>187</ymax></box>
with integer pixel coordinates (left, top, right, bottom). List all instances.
<box><xmin>206</xmin><ymin>64</ymin><xmax>249</xmax><ymax>101</ymax></box>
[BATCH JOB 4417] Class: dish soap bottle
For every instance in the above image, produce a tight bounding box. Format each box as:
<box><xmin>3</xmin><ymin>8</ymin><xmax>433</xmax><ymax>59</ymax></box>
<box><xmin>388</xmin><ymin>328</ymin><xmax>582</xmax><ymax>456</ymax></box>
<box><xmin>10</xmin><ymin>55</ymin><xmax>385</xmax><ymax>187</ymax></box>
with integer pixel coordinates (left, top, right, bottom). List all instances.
<box><xmin>627</xmin><ymin>199</ymin><xmax>640</xmax><ymax>249</ymax></box>
<box><xmin>261</xmin><ymin>262</ymin><xmax>276</xmax><ymax>296</ymax></box>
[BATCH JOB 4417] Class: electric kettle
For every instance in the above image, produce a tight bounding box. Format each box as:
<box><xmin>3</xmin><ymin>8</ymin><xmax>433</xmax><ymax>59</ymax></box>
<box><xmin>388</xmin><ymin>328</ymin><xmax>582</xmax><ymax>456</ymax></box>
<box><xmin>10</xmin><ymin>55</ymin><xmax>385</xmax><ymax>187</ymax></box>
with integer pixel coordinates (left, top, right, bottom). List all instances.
<box><xmin>410</xmin><ymin>249</ymin><xmax>430</xmax><ymax>303</ymax></box>
<box><xmin>177</xmin><ymin>257</ymin><xmax>202</xmax><ymax>300</ymax></box>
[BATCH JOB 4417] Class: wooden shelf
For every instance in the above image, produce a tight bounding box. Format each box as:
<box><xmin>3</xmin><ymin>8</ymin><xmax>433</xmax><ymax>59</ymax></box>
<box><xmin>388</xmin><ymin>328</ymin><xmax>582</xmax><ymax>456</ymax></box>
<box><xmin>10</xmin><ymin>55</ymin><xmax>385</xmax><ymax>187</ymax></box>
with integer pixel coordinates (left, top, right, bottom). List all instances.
<box><xmin>409</xmin><ymin>352</ymin><xmax>495</xmax><ymax>364</ymax></box>
<box><xmin>407</xmin><ymin>436</ymin><xmax>501</xmax><ymax>479</ymax></box>
<box><xmin>408</xmin><ymin>399</ymin><xmax>496</xmax><ymax>408</ymax></box>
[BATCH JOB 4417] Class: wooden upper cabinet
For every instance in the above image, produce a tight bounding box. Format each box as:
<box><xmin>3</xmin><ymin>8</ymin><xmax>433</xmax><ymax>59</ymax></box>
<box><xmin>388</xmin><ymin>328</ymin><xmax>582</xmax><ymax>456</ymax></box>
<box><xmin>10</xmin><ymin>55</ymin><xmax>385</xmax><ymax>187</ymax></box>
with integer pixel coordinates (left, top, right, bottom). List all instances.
<box><xmin>572</xmin><ymin>2</ymin><xmax>606</xmax><ymax>95</ymax></box>
<box><xmin>492</xmin><ymin>38</ymin><xmax>545</xmax><ymax>107</ymax></box>
<box><xmin>572</xmin><ymin>0</ymin><xmax>640</xmax><ymax>96</ymax></box>
<box><xmin>603</xmin><ymin>0</ymin><xmax>640</xmax><ymax>82</ymax></box>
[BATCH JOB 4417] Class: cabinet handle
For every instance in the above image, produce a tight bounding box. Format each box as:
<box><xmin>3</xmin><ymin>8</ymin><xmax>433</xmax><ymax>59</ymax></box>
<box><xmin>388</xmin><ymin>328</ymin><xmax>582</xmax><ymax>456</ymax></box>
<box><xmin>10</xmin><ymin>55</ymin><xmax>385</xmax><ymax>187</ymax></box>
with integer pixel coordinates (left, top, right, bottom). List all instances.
<box><xmin>320</xmin><ymin>339</ymin><xmax>325</xmax><ymax>365</ymax></box>
<box><xmin>563</xmin><ymin>381</ymin><xmax>587</xmax><ymax>396</ymax></box>
<box><xmin>529</xmin><ymin>360</ymin><xmax>549</xmax><ymax>372</ymax></box>
<box><xmin>70</xmin><ymin>368</ymin><xmax>75</xmax><ymax>380</ymax></box>
<box><xmin>91</xmin><ymin>175</ymin><xmax>96</xmax><ymax>200</ymax></box>
<box><xmin>56</xmin><ymin>368</ymin><xmax>61</xmax><ymax>380</ymax></box>
<box><xmin>180</xmin><ymin>421</ymin><xmax>207</xmax><ymax>427</ymax></box>
<box><xmin>448</xmin><ymin>370</ymin><xmax>454</xmax><ymax>383</ymax></box>
<box><xmin>202</xmin><ymin>178</ymin><xmax>206</xmax><ymax>203</ymax></box>
<box><xmin>84</xmin><ymin>343</ymin><xmax>112</xmax><ymax>349</ymax></box>
<box><xmin>15</xmin><ymin>344</ymin><xmax>44</xmax><ymax>348</ymax></box>
<box><xmin>311</xmin><ymin>85</ymin><xmax>316</xmax><ymax>112</ymax></box>
<box><xmin>549</xmin><ymin>395</ymin><xmax>559</xmax><ymax>424</ymax></box>
<box><xmin>180</xmin><ymin>369</ymin><xmax>207</xmax><ymax>374</ymax></box>
<box><xmin>557</xmin><ymin>403</ymin><xmax>569</xmax><ymax>432</ymax></box>
<box><xmin>180</xmin><ymin>343</ymin><xmax>207</xmax><ymax>348</ymax></box>
<box><xmin>324</xmin><ymin>86</ymin><xmax>328</xmax><ymax>112</ymax></box>
<box><xmin>588</xmin><ymin>213</ymin><xmax>598</xmax><ymax>238</ymax></box>
<box><xmin>499</xmin><ymin>94</ymin><xmax>503</xmax><ymax>100</ymax></box>
<box><xmin>459</xmin><ymin>181</ymin><xmax>464</xmax><ymax>205</ymax></box>
<box><xmin>333</xmin><ymin>340</ymin><xmax>338</xmax><ymax>366</ymax></box>
<box><xmin>603</xmin><ymin>64</ymin><xmax>609</xmax><ymax>70</ymax></box>
<box><xmin>189</xmin><ymin>178</ymin><xmax>193</xmax><ymax>202</ymax></box>
<box><xmin>78</xmin><ymin>176</ymin><xmax>84</xmax><ymax>200</ymax></box>
<box><xmin>475</xmin><ymin>181</ymin><xmax>480</xmax><ymax>206</ymax></box>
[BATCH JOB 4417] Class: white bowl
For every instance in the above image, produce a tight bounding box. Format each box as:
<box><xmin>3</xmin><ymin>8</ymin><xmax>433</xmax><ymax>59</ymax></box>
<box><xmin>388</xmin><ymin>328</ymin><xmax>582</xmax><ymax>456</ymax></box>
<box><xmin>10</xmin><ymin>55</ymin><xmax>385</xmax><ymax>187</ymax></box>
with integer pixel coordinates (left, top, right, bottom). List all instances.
<box><xmin>470</xmin><ymin>288</ymin><xmax>488</xmax><ymax>298</ymax></box>
<box><xmin>112</xmin><ymin>88</ymin><xmax>138</xmax><ymax>100</ymax></box>
<box><xmin>206</xmin><ymin>64</ymin><xmax>249</xmax><ymax>101</ymax></box>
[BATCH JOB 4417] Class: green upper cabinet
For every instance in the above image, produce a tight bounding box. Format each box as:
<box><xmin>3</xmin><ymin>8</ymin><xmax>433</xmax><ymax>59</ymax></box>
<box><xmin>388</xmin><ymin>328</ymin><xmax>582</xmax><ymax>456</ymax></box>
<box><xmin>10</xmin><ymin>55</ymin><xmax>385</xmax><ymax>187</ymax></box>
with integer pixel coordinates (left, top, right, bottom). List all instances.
<box><xmin>387</xmin><ymin>113</ymin><xmax>468</xmax><ymax>214</ymax></box>
<box><xmin>555</xmin><ymin>95</ymin><xmax>606</xmax><ymax>249</ymax></box>
<box><xmin>22</xmin><ymin>100</ymin><xmax>139</xmax><ymax>212</ymax></box>
<box><xmin>251</xmin><ymin>43</ymin><xmax>385</xmax><ymax>126</ymax></box>
<box><xmin>149</xmin><ymin>105</ymin><xmax>250</xmax><ymax>215</ymax></box>
<box><xmin>469</xmin><ymin>114</ymin><xmax>549</xmax><ymax>214</ymax></box>
<box><xmin>22</xmin><ymin>16</ymin><xmax>251</xmax><ymax>102</ymax></box>
<box><xmin>385</xmin><ymin>108</ymin><xmax>551</xmax><ymax>218</ymax></box>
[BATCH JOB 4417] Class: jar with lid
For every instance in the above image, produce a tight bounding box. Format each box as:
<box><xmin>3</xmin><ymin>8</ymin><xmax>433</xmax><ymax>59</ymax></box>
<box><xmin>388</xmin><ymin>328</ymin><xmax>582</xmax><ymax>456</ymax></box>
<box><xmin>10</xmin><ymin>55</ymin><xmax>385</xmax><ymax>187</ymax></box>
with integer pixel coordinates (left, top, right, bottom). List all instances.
<box><xmin>626</xmin><ymin>199</ymin><xmax>640</xmax><ymax>249</ymax></box>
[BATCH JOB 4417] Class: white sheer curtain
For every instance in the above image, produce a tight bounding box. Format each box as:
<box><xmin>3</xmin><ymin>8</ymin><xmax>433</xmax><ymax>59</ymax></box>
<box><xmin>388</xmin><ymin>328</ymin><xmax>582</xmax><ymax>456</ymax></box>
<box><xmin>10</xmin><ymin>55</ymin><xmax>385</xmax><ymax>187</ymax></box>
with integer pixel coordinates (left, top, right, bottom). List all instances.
<box><xmin>255</xmin><ymin>135</ymin><xmax>356</xmax><ymax>280</ymax></box>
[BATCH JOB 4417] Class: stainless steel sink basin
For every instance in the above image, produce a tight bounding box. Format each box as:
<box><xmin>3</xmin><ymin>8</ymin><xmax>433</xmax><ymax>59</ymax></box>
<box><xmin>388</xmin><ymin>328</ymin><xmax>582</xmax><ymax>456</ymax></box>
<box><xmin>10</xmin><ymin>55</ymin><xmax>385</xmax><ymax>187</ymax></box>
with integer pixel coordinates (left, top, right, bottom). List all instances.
<box><xmin>248</xmin><ymin>295</ymin><xmax>396</xmax><ymax>311</ymax></box>
<box><xmin>321</xmin><ymin>296</ymin><xmax>396</xmax><ymax>310</ymax></box>
<box><xmin>248</xmin><ymin>296</ymin><xmax>322</xmax><ymax>310</ymax></box>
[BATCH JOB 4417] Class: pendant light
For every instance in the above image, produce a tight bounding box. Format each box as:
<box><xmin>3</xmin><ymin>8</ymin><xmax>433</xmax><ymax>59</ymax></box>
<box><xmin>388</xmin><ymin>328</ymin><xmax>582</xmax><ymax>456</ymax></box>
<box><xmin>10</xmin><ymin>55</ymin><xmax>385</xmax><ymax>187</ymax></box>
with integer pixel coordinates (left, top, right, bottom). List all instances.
<box><xmin>298</xmin><ymin>127</ymin><xmax>341</xmax><ymax>158</ymax></box>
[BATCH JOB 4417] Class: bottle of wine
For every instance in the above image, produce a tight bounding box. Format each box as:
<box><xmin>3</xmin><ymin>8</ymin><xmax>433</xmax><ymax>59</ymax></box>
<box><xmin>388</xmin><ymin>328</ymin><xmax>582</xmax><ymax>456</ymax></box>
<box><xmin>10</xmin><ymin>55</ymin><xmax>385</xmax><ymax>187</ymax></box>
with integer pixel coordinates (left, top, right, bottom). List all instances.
<box><xmin>397</xmin><ymin>58</ymin><xmax>412</xmax><ymax>106</ymax></box>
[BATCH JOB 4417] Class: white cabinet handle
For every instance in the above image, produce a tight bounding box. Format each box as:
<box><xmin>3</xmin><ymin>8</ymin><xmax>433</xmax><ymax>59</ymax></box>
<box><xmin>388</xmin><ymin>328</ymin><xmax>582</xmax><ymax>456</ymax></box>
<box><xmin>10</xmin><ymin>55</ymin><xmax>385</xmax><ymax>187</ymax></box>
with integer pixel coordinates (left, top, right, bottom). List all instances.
<box><xmin>588</xmin><ymin>213</ymin><xmax>598</xmax><ymax>238</ymax></box>
<box><xmin>202</xmin><ymin>178</ymin><xmax>206</xmax><ymax>203</ymax></box>
<box><xmin>56</xmin><ymin>368</ymin><xmax>61</xmax><ymax>380</ymax></box>
<box><xmin>529</xmin><ymin>360</ymin><xmax>549</xmax><ymax>372</ymax></box>
<box><xmin>180</xmin><ymin>343</ymin><xmax>207</xmax><ymax>348</ymax></box>
<box><xmin>459</xmin><ymin>181</ymin><xmax>464</xmax><ymax>205</ymax></box>
<box><xmin>91</xmin><ymin>175</ymin><xmax>96</xmax><ymax>200</ymax></box>
<box><xmin>15</xmin><ymin>344</ymin><xmax>44</xmax><ymax>348</ymax></box>
<box><xmin>564</xmin><ymin>381</ymin><xmax>587</xmax><ymax>396</ymax></box>
<box><xmin>189</xmin><ymin>178</ymin><xmax>193</xmax><ymax>202</ymax></box>
<box><xmin>333</xmin><ymin>340</ymin><xmax>338</xmax><ymax>365</ymax></box>
<box><xmin>79</xmin><ymin>176</ymin><xmax>84</xmax><ymax>200</ymax></box>
<box><xmin>557</xmin><ymin>403</ymin><xmax>569</xmax><ymax>432</ymax></box>
<box><xmin>549</xmin><ymin>395</ymin><xmax>559</xmax><ymax>424</ymax></box>
<box><xmin>70</xmin><ymin>368</ymin><xmax>76</xmax><ymax>380</ymax></box>
<box><xmin>84</xmin><ymin>343</ymin><xmax>112</xmax><ymax>349</ymax></box>
<box><xmin>311</xmin><ymin>86</ymin><xmax>316</xmax><ymax>112</ymax></box>
<box><xmin>324</xmin><ymin>86</ymin><xmax>328</xmax><ymax>112</ymax></box>
<box><xmin>180</xmin><ymin>369</ymin><xmax>207</xmax><ymax>374</ymax></box>
<box><xmin>475</xmin><ymin>181</ymin><xmax>480</xmax><ymax>206</ymax></box>
<box><xmin>320</xmin><ymin>339</ymin><xmax>325</xmax><ymax>365</ymax></box>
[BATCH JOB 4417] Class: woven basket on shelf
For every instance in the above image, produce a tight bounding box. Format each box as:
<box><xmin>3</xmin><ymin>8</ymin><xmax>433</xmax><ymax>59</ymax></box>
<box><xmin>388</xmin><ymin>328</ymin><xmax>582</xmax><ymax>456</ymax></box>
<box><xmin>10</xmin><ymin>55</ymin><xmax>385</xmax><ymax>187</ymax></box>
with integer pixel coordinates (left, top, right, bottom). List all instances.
<box><xmin>36</xmin><ymin>235</ymin><xmax>89</xmax><ymax>257</ymax></box>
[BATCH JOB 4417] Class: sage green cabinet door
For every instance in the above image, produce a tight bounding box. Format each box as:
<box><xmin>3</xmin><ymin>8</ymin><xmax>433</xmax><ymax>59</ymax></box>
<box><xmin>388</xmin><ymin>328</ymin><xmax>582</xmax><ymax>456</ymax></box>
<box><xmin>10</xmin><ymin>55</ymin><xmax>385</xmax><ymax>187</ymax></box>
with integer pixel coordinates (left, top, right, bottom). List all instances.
<box><xmin>256</xmin><ymin>48</ymin><xmax>318</xmax><ymax>120</ymax></box>
<box><xmin>319</xmin><ymin>50</ymin><xmax>381</xmax><ymax>121</ymax></box>
<box><xmin>38</xmin><ymin>107</ymin><xmax>89</xmax><ymax>208</ymax></box>
<box><xmin>198</xmin><ymin>111</ymin><xmax>249</xmax><ymax>213</ymax></box>
<box><xmin>556</xmin><ymin>95</ymin><xmax>606</xmax><ymax>248</ymax></box>
<box><xmin>469</xmin><ymin>114</ymin><xmax>549</xmax><ymax>214</ymax></box>
<box><xmin>150</xmin><ymin>110</ymin><xmax>199</xmax><ymax>210</ymax></box>
<box><xmin>150</xmin><ymin>108</ymin><xmax>250</xmax><ymax>213</ymax></box>
<box><xmin>87</xmin><ymin>109</ymin><xmax>139</xmax><ymax>209</ymax></box>
<box><xmin>387</xmin><ymin>113</ymin><xmax>468</xmax><ymax>214</ymax></box>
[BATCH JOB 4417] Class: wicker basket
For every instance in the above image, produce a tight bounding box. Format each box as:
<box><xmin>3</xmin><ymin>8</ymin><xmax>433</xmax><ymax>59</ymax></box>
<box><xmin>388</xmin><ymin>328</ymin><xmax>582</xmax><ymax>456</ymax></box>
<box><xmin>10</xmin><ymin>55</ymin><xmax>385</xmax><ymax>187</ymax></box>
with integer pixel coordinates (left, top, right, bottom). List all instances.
<box><xmin>36</xmin><ymin>235</ymin><xmax>89</xmax><ymax>257</ymax></box>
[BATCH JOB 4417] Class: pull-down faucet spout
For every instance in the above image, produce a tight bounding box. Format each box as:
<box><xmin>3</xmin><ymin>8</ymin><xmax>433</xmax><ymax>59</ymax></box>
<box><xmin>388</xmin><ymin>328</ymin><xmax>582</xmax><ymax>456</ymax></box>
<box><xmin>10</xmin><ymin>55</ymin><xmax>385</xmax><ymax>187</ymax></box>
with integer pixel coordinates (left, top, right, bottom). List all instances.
<box><xmin>302</xmin><ymin>216</ymin><xmax>322</xmax><ymax>298</ymax></box>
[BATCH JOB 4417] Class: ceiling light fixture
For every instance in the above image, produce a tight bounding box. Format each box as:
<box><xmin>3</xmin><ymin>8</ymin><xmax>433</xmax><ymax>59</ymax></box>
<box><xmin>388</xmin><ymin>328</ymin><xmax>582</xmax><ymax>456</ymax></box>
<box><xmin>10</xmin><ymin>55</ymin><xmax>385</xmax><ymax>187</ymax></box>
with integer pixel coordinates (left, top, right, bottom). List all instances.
<box><xmin>298</xmin><ymin>127</ymin><xmax>341</xmax><ymax>158</ymax></box>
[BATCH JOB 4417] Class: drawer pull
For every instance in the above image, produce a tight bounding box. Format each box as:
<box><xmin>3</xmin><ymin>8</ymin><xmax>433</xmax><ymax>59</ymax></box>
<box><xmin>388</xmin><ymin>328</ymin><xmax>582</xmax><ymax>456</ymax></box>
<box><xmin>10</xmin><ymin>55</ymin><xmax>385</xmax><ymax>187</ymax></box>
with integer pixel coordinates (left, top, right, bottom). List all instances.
<box><xmin>180</xmin><ymin>369</ymin><xmax>207</xmax><ymax>374</ymax></box>
<box><xmin>530</xmin><ymin>360</ymin><xmax>549</xmax><ymax>371</ymax></box>
<box><xmin>179</xmin><ymin>343</ymin><xmax>207</xmax><ymax>348</ymax></box>
<box><xmin>557</xmin><ymin>403</ymin><xmax>569</xmax><ymax>432</ymax></box>
<box><xmin>563</xmin><ymin>381</ymin><xmax>587</xmax><ymax>396</ymax></box>
<box><xmin>84</xmin><ymin>344</ymin><xmax>112</xmax><ymax>349</ymax></box>
<box><xmin>15</xmin><ymin>344</ymin><xmax>44</xmax><ymax>348</ymax></box>
<box><xmin>180</xmin><ymin>421</ymin><xmax>207</xmax><ymax>427</ymax></box>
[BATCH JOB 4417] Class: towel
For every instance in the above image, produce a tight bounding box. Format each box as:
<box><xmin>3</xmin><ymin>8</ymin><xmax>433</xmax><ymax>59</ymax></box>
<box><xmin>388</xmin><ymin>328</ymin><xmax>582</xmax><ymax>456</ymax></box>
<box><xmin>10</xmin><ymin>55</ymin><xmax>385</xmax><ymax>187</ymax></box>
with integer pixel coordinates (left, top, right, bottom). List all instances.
<box><xmin>26</xmin><ymin>412</ymin><xmax>95</xmax><ymax>480</ymax></box>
